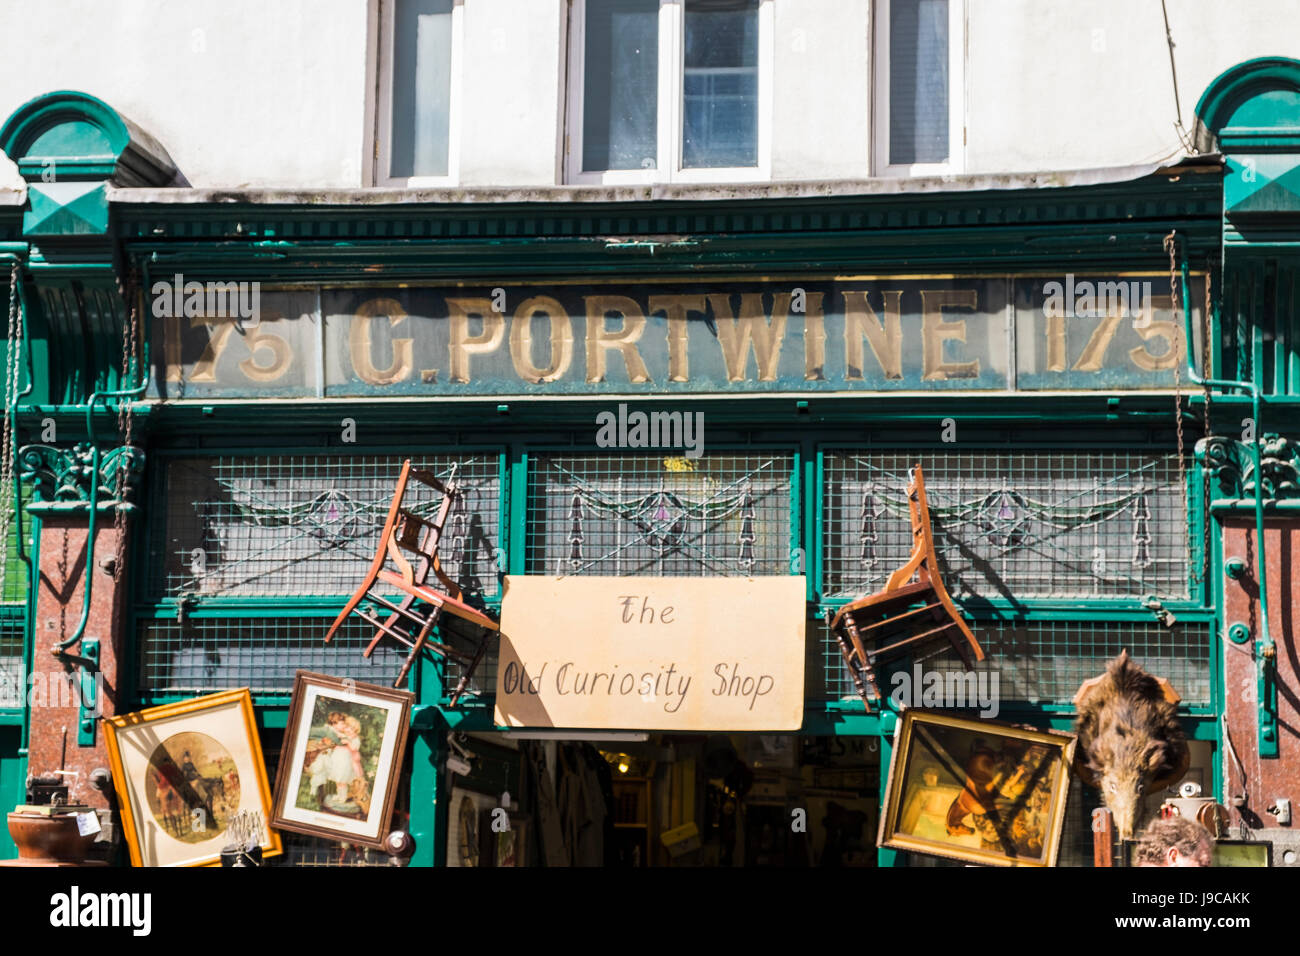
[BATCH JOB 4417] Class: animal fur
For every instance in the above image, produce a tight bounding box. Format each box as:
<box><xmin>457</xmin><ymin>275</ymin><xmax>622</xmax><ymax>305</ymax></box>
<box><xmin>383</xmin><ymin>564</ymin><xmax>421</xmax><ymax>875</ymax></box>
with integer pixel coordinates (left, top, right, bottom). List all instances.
<box><xmin>1073</xmin><ymin>650</ymin><xmax>1189</xmax><ymax>840</ymax></box>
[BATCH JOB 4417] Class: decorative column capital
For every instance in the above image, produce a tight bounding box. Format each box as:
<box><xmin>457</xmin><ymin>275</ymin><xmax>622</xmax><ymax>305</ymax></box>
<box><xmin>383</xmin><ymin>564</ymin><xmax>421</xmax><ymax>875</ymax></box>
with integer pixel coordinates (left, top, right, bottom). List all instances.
<box><xmin>1196</xmin><ymin>433</ymin><xmax>1300</xmax><ymax>500</ymax></box>
<box><xmin>18</xmin><ymin>442</ymin><xmax>145</xmax><ymax>512</ymax></box>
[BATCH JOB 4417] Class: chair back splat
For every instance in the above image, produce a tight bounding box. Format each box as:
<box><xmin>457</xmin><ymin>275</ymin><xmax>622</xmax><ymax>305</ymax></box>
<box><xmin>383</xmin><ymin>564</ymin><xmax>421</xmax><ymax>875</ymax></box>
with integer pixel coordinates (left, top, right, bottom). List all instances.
<box><xmin>324</xmin><ymin>459</ymin><xmax>499</xmax><ymax>706</ymax></box>
<box><xmin>829</xmin><ymin>464</ymin><xmax>984</xmax><ymax>712</ymax></box>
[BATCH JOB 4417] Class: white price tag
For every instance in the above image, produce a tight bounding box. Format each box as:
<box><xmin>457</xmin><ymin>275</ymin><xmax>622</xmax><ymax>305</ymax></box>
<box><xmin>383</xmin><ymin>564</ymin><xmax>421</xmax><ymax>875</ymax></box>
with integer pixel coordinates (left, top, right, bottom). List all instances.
<box><xmin>76</xmin><ymin>811</ymin><xmax>101</xmax><ymax>836</ymax></box>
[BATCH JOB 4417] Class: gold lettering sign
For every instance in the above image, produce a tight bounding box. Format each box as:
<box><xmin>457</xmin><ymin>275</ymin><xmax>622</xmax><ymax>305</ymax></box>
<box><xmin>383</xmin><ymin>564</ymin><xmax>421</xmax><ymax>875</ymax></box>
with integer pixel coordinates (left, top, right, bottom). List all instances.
<box><xmin>495</xmin><ymin>576</ymin><xmax>806</xmax><ymax>730</ymax></box>
<box><xmin>585</xmin><ymin>296</ymin><xmax>651</xmax><ymax>384</ymax></box>
<box><xmin>510</xmin><ymin>295</ymin><xmax>574</xmax><ymax>383</ymax></box>
<box><xmin>447</xmin><ymin>297</ymin><xmax>505</xmax><ymax>383</ymax></box>
<box><xmin>921</xmin><ymin>289</ymin><xmax>980</xmax><ymax>380</ymax></box>
<box><xmin>156</xmin><ymin>275</ymin><xmax>1203</xmax><ymax>399</ymax></box>
<box><xmin>350</xmin><ymin>298</ymin><xmax>413</xmax><ymax>385</ymax></box>
<box><xmin>709</xmin><ymin>293</ymin><xmax>789</xmax><ymax>382</ymax></box>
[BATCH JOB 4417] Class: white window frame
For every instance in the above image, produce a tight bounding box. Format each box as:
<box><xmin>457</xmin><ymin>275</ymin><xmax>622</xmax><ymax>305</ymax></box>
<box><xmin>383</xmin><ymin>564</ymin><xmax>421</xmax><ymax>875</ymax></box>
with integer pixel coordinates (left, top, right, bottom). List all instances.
<box><xmin>565</xmin><ymin>0</ymin><xmax>772</xmax><ymax>185</ymax></box>
<box><xmin>873</xmin><ymin>0</ymin><xmax>964</xmax><ymax>177</ymax></box>
<box><xmin>376</xmin><ymin>0</ymin><xmax>464</xmax><ymax>187</ymax></box>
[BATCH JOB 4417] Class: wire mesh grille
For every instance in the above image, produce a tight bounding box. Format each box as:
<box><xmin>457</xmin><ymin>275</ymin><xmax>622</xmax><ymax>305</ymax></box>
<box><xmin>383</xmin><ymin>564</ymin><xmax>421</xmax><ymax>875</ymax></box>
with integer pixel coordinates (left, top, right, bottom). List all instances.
<box><xmin>136</xmin><ymin>615</ymin><xmax>406</xmax><ymax>696</ymax></box>
<box><xmin>814</xmin><ymin>615</ymin><xmax>1211</xmax><ymax>705</ymax></box>
<box><xmin>1</xmin><ymin>488</ymin><xmax>30</xmax><ymax>603</ymax></box>
<box><xmin>438</xmin><ymin>612</ymin><xmax>498</xmax><ymax>704</ymax></box>
<box><xmin>527</xmin><ymin>453</ymin><xmax>792</xmax><ymax>576</ymax></box>
<box><xmin>823</xmin><ymin>451</ymin><xmax>1189</xmax><ymax>601</ymax></box>
<box><xmin>148</xmin><ymin>453</ymin><xmax>502</xmax><ymax>602</ymax></box>
<box><xmin>0</xmin><ymin>619</ymin><xmax>22</xmax><ymax>707</ymax></box>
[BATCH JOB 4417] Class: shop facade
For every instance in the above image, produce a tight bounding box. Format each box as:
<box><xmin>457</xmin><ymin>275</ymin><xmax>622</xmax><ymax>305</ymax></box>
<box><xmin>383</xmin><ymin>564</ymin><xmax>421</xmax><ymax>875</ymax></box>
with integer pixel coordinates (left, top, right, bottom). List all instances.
<box><xmin>0</xmin><ymin>58</ymin><xmax>1298</xmax><ymax>867</ymax></box>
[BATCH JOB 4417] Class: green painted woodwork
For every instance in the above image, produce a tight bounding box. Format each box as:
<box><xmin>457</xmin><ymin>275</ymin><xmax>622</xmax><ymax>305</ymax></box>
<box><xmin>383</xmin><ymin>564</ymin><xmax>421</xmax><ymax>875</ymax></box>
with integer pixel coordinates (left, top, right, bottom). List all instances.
<box><xmin>0</xmin><ymin>91</ymin><xmax>175</xmax><ymax>187</ymax></box>
<box><xmin>1197</xmin><ymin>59</ymin><xmax>1300</xmax><ymax>759</ymax></box>
<box><xmin>1196</xmin><ymin>58</ymin><xmax>1300</xmax><ymax>153</ymax></box>
<box><xmin>0</xmin><ymin>726</ymin><xmax>22</xmax><ymax>859</ymax></box>
<box><xmin>24</xmin><ymin>182</ymin><xmax>109</xmax><ymax>235</ymax></box>
<box><xmin>14</xmin><ymin>70</ymin><xmax>1300</xmax><ymax>862</ymax></box>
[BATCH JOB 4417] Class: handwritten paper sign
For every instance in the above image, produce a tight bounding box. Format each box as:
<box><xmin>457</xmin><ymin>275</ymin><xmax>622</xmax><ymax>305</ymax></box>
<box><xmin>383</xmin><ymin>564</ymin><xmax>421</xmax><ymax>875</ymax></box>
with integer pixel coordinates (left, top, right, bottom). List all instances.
<box><xmin>494</xmin><ymin>576</ymin><xmax>806</xmax><ymax>730</ymax></box>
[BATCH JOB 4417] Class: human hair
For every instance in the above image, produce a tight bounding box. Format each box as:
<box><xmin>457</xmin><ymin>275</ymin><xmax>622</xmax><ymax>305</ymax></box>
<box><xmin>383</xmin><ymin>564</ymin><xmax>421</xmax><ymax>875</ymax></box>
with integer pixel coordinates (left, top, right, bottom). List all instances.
<box><xmin>1134</xmin><ymin>816</ymin><xmax>1213</xmax><ymax>867</ymax></box>
<box><xmin>327</xmin><ymin>711</ymin><xmax>362</xmax><ymax>737</ymax></box>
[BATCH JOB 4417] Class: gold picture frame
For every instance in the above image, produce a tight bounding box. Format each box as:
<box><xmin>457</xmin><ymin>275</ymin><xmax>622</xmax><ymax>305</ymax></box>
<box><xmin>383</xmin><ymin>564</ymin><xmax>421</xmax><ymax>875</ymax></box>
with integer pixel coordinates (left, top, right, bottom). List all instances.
<box><xmin>879</xmin><ymin>710</ymin><xmax>1076</xmax><ymax>867</ymax></box>
<box><xmin>103</xmin><ymin>688</ymin><xmax>282</xmax><ymax>867</ymax></box>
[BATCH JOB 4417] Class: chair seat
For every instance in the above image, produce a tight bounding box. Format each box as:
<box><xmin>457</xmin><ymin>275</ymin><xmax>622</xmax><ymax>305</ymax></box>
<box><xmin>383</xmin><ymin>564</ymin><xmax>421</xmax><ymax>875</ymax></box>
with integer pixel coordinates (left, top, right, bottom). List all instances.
<box><xmin>376</xmin><ymin>570</ymin><xmax>499</xmax><ymax>631</ymax></box>
<box><xmin>831</xmin><ymin>581</ymin><xmax>935</xmax><ymax>628</ymax></box>
<box><xmin>828</xmin><ymin>463</ymin><xmax>984</xmax><ymax>711</ymax></box>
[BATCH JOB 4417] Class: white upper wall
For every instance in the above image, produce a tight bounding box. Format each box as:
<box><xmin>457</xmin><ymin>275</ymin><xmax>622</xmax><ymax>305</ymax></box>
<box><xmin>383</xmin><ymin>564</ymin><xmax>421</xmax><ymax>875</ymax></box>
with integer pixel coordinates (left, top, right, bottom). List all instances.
<box><xmin>0</xmin><ymin>0</ymin><xmax>370</xmax><ymax>190</ymax></box>
<box><xmin>965</xmin><ymin>0</ymin><xmax>1300</xmax><ymax>172</ymax></box>
<box><xmin>0</xmin><ymin>0</ymin><xmax>1297</xmax><ymax>190</ymax></box>
<box><xmin>771</xmin><ymin>0</ymin><xmax>871</xmax><ymax>181</ymax></box>
<box><xmin>458</xmin><ymin>0</ymin><xmax>565</xmax><ymax>187</ymax></box>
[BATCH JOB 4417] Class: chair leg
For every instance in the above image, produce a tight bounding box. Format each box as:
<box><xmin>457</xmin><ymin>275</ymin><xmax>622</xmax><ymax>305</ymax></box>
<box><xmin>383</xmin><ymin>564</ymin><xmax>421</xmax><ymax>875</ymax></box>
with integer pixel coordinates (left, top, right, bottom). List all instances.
<box><xmin>324</xmin><ymin>588</ymin><xmax>370</xmax><ymax>643</ymax></box>
<box><xmin>448</xmin><ymin>631</ymin><xmax>494</xmax><ymax>708</ymax></box>
<box><xmin>393</xmin><ymin>605</ymin><xmax>443</xmax><ymax>690</ymax></box>
<box><xmin>832</xmin><ymin>622</ymin><xmax>874</xmax><ymax>713</ymax></box>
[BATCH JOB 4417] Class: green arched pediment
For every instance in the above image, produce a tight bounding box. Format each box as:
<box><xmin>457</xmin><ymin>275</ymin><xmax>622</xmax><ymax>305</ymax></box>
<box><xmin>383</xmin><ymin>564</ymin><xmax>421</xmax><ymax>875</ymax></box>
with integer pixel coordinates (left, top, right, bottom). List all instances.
<box><xmin>0</xmin><ymin>90</ymin><xmax>174</xmax><ymax>187</ymax></box>
<box><xmin>1196</xmin><ymin>58</ymin><xmax>1300</xmax><ymax>217</ymax></box>
<box><xmin>1195</xmin><ymin>57</ymin><xmax>1300</xmax><ymax>153</ymax></box>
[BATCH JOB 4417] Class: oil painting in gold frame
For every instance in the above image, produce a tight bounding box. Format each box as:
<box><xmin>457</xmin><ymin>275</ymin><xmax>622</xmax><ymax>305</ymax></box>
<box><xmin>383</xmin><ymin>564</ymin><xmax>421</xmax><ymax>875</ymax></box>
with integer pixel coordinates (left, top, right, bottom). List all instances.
<box><xmin>879</xmin><ymin>709</ymin><xmax>1076</xmax><ymax>867</ymax></box>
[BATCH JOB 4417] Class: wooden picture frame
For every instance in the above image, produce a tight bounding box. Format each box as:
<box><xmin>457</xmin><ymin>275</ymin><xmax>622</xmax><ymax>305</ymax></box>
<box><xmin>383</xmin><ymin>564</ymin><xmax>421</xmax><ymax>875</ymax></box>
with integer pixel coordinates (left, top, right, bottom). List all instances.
<box><xmin>494</xmin><ymin>813</ymin><xmax>528</xmax><ymax>867</ymax></box>
<box><xmin>103</xmin><ymin>688</ymin><xmax>282</xmax><ymax>867</ymax></box>
<box><xmin>270</xmin><ymin>671</ymin><xmax>413</xmax><ymax>851</ymax></box>
<box><xmin>447</xmin><ymin>786</ymin><xmax>496</xmax><ymax>867</ymax></box>
<box><xmin>1122</xmin><ymin>838</ymin><xmax>1273</xmax><ymax>867</ymax></box>
<box><xmin>879</xmin><ymin>710</ymin><xmax>1076</xmax><ymax>867</ymax></box>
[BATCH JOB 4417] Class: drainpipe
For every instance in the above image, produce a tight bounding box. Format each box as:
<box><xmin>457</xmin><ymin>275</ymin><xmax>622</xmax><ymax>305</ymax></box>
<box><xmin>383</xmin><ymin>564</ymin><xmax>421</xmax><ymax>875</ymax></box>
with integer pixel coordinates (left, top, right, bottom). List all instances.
<box><xmin>51</xmin><ymin>285</ymin><xmax>148</xmax><ymax>658</ymax></box>
<box><xmin>1175</xmin><ymin>247</ymin><xmax>1276</xmax><ymax>754</ymax></box>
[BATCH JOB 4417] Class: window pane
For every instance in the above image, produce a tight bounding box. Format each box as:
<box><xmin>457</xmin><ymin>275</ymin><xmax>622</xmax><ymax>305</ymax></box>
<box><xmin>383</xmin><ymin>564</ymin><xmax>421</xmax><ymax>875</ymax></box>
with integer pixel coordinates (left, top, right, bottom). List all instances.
<box><xmin>391</xmin><ymin>0</ymin><xmax>453</xmax><ymax>178</ymax></box>
<box><xmin>583</xmin><ymin>0</ymin><xmax>659</xmax><ymax>171</ymax></box>
<box><xmin>683</xmin><ymin>0</ymin><xmax>758</xmax><ymax>169</ymax></box>
<box><xmin>889</xmin><ymin>0</ymin><xmax>948</xmax><ymax>165</ymax></box>
<box><xmin>527</xmin><ymin>453</ymin><xmax>792</xmax><ymax>576</ymax></box>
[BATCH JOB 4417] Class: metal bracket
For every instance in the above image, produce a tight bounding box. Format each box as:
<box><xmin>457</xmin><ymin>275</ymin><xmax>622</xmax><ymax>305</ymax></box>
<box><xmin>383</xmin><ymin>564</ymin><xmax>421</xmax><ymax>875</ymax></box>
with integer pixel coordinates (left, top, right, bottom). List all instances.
<box><xmin>1141</xmin><ymin>595</ymin><xmax>1176</xmax><ymax>627</ymax></box>
<box><xmin>1225</xmin><ymin>622</ymin><xmax>1277</xmax><ymax>756</ymax></box>
<box><xmin>77</xmin><ymin>638</ymin><xmax>100</xmax><ymax>747</ymax></box>
<box><xmin>1258</xmin><ymin>640</ymin><xmax>1279</xmax><ymax>758</ymax></box>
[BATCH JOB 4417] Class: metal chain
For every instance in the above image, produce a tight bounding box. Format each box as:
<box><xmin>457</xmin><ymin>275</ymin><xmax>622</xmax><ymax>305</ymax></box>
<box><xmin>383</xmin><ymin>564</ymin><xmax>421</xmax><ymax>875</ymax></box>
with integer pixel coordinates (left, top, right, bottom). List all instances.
<box><xmin>1164</xmin><ymin>232</ymin><xmax>1194</xmax><ymax>590</ymax></box>
<box><xmin>112</xmin><ymin>271</ymin><xmax>139</xmax><ymax>583</ymax></box>
<box><xmin>1200</xmin><ymin>270</ymin><xmax>1213</xmax><ymax>588</ymax></box>
<box><xmin>0</xmin><ymin>264</ymin><xmax>20</xmax><ymax>597</ymax></box>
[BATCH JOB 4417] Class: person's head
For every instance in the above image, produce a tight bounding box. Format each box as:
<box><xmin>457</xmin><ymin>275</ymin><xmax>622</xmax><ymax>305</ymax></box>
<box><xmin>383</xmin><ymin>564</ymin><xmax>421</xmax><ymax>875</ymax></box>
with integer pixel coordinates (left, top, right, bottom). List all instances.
<box><xmin>1135</xmin><ymin>815</ymin><xmax>1213</xmax><ymax>867</ymax></box>
<box><xmin>922</xmin><ymin>766</ymin><xmax>940</xmax><ymax>787</ymax></box>
<box><xmin>328</xmin><ymin>712</ymin><xmax>360</xmax><ymax>736</ymax></box>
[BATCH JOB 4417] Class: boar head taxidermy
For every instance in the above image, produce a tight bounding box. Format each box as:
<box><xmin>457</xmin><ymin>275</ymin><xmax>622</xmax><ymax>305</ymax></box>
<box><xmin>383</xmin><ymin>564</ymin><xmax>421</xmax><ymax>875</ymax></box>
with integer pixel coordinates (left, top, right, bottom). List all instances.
<box><xmin>1073</xmin><ymin>650</ymin><xmax>1189</xmax><ymax>841</ymax></box>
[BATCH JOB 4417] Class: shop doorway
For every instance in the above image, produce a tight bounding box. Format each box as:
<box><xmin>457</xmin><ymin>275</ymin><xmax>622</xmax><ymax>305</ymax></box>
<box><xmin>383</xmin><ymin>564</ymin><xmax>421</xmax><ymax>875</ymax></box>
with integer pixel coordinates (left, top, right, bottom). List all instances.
<box><xmin>451</xmin><ymin>732</ymin><xmax>881</xmax><ymax>866</ymax></box>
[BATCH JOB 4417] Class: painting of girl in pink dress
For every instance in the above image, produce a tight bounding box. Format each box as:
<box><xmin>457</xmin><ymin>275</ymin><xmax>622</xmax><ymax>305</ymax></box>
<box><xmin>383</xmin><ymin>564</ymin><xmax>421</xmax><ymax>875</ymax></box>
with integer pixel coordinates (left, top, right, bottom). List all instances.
<box><xmin>297</xmin><ymin>698</ymin><xmax>383</xmax><ymax>819</ymax></box>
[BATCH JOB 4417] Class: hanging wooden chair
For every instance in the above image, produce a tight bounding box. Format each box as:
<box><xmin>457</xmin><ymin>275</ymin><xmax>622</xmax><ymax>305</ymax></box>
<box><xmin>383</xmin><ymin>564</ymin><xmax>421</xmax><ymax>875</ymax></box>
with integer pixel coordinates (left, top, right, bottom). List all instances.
<box><xmin>829</xmin><ymin>463</ymin><xmax>984</xmax><ymax>711</ymax></box>
<box><xmin>324</xmin><ymin>459</ymin><xmax>499</xmax><ymax>706</ymax></box>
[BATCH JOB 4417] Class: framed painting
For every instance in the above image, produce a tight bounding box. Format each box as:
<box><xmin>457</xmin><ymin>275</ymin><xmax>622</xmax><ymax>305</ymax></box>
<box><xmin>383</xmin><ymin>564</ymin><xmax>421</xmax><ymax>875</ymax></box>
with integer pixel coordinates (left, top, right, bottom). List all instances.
<box><xmin>494</xmin><ymin>813</ymin><xmax>528</xmax><ymax>867</ymax></box>
<box><xmin>270</xmin><ymin>671</ymin><xmax>413</xmax><ymax>851</ymax></box>
<box><xmin>1122</xmin><ymin>838</ymin><xmax>1272</xmax><ymax>867</ymax></box>
<box><xmin>879</xmin><ymin>710</ymin><xmax>1076</xmax><ymax>867</ymax></box>
<box><xmin>103</xmin><ymin>688</ymin><xmax>282</xmax><ymax>867</ymax></box>
<box><xmin>447</xmin><ymin>787</ymin><xmax>497</xmax><ymax>867</ymax></box>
